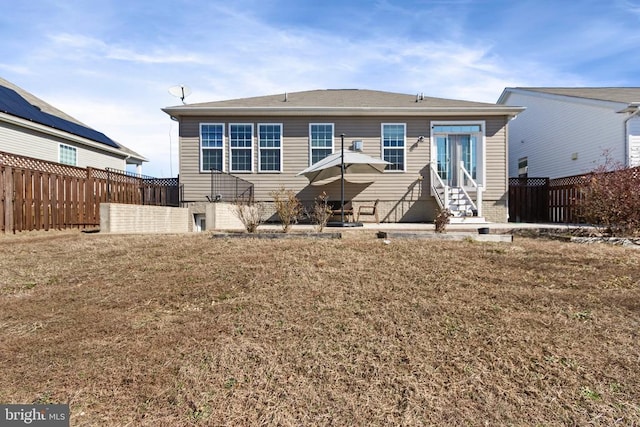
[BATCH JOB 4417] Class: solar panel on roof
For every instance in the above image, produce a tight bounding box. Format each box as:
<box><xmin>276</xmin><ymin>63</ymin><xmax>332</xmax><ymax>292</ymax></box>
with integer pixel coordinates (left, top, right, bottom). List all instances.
<box><xmin>0</xmin><ymin>85</ymin><xmax>120</xmax><ymax>149</ymax></box>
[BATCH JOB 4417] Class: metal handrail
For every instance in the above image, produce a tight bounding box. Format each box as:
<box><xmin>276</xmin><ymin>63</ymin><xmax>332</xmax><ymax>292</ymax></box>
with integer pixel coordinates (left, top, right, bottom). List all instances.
<box><xmin>209</xmin><ymin>168</ymin><xmax>254</xmax><ymax>203</ymax></box>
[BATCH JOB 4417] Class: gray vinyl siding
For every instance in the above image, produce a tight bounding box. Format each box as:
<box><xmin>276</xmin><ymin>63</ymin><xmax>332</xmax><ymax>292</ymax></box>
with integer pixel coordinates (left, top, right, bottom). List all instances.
<box><xmin>179</xmin><ymin>115</ymin><xmax>510</xmax><ymax>220</ymax></box>
<box><xmin>1</xmin><ymin>120</ymin><xmax>127</xmax><ymax>170</ymax></box>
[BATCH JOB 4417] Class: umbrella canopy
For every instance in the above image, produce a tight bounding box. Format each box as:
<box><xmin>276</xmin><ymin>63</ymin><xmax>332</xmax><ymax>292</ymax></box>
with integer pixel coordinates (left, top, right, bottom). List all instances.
<box><xmin>297</xmin><ymin>150</ymin><xmax>390</xmax><ymax>186</ymax></box>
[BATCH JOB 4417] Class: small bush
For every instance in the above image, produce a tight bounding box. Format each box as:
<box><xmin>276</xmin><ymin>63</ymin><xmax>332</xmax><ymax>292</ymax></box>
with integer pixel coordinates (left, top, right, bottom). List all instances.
<box><xmin>271</xmin><ymin>187</ymin><xmax>303</xmax><ymax>233</ymax></box>
<box><xmin>578</xmin><ymin>154</ymin><xmax>640</xmax><ymax>237</ymax></box>
<box><xmin>232</xmin><ymin>200</ymin><xmax>265</xmax><ymax>233</ymax></box>
<box><xmin>434</xmin><ymin>207</ymin><xmax>452</xmax><ymax>233</ymax></box>
<box><xmin>309</xmin><ymin>192</ymin><xmax>332</xmax><ymax>232</ymax></box>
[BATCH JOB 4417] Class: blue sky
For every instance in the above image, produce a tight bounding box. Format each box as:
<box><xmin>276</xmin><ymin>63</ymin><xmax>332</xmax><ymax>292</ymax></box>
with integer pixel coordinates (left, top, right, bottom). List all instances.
<box><xmin>1</xmin><ymin>0</ymin><xmax>639</xmax><ymax>177</ymax></box>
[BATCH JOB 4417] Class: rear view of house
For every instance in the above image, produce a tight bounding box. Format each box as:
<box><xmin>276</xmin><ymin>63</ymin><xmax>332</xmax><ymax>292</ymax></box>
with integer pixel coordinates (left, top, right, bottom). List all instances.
<box><xmin>163</xmin><ymin>89</ymin><xmax>523</xmax><ymax>223</ymax></box>
<box><xmin>498</xmin><ymin>87</ymin><xmax>640</xmax><ymax>179</ymax></box>
<box><xmin>0</xmin><ymin>77</ymin><xmax>146</xmax><ymax>172</ymax></box>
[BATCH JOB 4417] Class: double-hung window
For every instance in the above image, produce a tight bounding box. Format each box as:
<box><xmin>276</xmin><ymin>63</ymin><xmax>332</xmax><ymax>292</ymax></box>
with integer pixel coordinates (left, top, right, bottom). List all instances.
<box><xmin>309</xmin><ymin>123</ymin><xmax>334</xmax><ymax>165</ymax></box>
<box><xmin>200</xmin><ymin>123</ymin><xmax>224</xmax><ymax>172</ymax></box>
<box><xmin>258</xmin><ymin>124</ymin><xmax>282</xmax><ymax>172</ymax></box>
<box><xmin>59</xmin><ymin>144</ymin><xmax>77</xmax><ymax>166</ymax></box>
<box><xmin>229</xmin><ymin>124</ymin><xmax>253</xmax><ymax>172</ymax></box>
<box><xmin>382</xmin><ymin>123</ymin><xmax>406</xmax><ymax>171</ymax></box>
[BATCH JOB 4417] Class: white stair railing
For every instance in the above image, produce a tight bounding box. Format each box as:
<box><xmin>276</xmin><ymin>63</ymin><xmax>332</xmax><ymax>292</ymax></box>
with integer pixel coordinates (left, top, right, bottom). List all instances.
<box><xmin>430</xmin><ymin>163</ymin><xmax>448</xmax><ymax>210</ymax></box>
<box><xmin>459</xmin><ymin>161</ymin><xmax>482</xmax><ymax>217</ymax></box>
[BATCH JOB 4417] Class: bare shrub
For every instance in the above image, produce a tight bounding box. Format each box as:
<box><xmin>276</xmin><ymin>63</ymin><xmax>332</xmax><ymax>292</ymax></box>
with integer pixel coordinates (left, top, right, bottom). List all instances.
<box><xmin>270</xmin><ymin>187</ymin><xmax>303</xmax><ymax>233</ymax></box>
<box><xmin>309</xmin><ymin>192</ymin><xmax>332</xmax><ymax>232</ymax></box>
<box><xmin>434</xmin><ymin>207</ymin><xmax>452</xmax><ymax>233</ymax></box>
<box><xmin>578</xmin><ymin>154</ymin><xmax>640</xmax><ymax>237</ymax></box>
<box><xmin>232</xmin><ymin>200</ymin><xmax>265</xmax><ymax>233</ymax></box>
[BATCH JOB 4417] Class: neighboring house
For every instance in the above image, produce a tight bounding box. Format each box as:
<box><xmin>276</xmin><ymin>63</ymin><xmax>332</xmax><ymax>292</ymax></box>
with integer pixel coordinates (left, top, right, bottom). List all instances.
<box><xmin>163</xmin><ymin>89</ymin><xmax>523</xmax><ymax>223</ymax></box>
<box><xmin>0</xmin><ymin>77</ymin><xmax>146</xmax><ymax>173</ymax></box>
<box><xmin>498</xmin><ymin>87</ymin><xmax>640</xmax><ymax>179</ymax></box>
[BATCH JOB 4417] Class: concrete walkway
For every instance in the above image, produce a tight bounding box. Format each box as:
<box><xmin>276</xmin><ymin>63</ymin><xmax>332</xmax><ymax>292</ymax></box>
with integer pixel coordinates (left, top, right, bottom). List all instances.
<box><xmin>256</xmin><ymin>221</ymin><xmax>583</xmax><ymax>234</ymax></box>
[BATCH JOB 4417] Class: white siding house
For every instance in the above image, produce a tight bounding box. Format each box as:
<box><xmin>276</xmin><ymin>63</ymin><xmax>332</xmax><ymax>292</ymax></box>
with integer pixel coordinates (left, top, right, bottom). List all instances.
<box><xmin>498</xmin><ymin>88</ymin><xmax>640</xmax><ymax>178</ymax></box>
<box><xmin>0</xmin><ymin>77</ymin><xmax>146</xmax><ymax>172</ymax></box>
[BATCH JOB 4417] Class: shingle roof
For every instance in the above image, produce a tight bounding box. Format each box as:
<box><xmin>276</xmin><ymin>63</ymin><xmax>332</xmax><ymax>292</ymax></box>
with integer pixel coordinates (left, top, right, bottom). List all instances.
<box><xmin>508</xmin><ymin>87</ymin><xmax>640</xmax><ymax>104</ymax></box>
<box><xmin>184</xmin><ymin>89</ymin><xmax>498</xmax><ymax>108</ymax></box>
<box><xmin>0</xmin><ymin>77</ymin><xmax>146</xmax><ymax>161</ymax></box>
<box><xmin>164</xmin><ymin>89</ymin><xmax>524</xmax><ymax>119</ymax></box>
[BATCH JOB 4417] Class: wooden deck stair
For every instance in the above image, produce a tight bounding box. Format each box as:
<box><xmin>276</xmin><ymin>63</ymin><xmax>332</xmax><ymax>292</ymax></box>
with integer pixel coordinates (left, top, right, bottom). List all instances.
<box><xmin>446</xmin><ymin>187</ymin><xmax>486</xmax><ymax>224</ymax></box>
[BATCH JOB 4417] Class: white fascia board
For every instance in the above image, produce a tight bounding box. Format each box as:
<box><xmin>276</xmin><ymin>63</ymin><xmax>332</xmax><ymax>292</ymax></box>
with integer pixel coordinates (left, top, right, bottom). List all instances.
<box><xmin>496</xmin><ymin>88</ymin><xmax>513</xmax><ymax>104</ymax></box>
<box><xmin>162</xmin><ymin>106</ymin><xmax>525</xmax><ymax>118</ymax></box>
<box><xmin>617</xmin><ymin>102</ymin><xmax>640</xmax><ymax>114</ymax></box>
<box><xmin>500</xmin><ymin>88</ymin><xmax>627</xmax><ymax>111</ymax></box>
<box><xmin>0</xmin><ymin>112</ymin><xmax>132</xmax><ymax>159</ymax></box>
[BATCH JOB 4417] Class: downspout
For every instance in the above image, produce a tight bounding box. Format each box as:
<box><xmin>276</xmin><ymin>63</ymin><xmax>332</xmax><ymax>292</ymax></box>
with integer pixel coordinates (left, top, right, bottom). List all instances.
<box><xmin>504</xmin><ymin>113</ymin><xmax>518</xmax><ymax>222</ymax></box>
<box><xmin>124</xmin><ymin>154</ymin><xmax>131</xmax><ymax>174</ymax></box>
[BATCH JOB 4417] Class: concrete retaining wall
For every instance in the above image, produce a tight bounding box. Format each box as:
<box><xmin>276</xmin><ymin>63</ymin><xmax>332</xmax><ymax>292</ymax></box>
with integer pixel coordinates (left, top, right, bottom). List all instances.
<box><xmin>205</xmin><ymin>203</ymin><xmax>246</xmax><ymax>231</ymax></box>
<box><xmin>100</xmin><ymin>203</ymin><xmax>190</xmax><ymax>233</ymax></box>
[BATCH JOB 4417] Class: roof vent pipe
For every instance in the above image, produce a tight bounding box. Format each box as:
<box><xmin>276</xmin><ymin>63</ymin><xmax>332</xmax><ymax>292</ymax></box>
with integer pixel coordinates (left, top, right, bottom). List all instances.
<box><xmin>284</xmin><ymin>92</ymin><xmax>288</xmax><ymax>102</ymax></box>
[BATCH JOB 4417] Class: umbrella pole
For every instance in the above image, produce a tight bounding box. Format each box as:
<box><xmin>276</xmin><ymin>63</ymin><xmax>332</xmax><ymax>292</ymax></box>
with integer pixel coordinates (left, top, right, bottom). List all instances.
<box><xmin>324</xmin><ymin>134</ymin><xmax>363</xmax><ymax>228</ymax></box>
<box><xmin>340</xmin><ymin>134</ymin><xmax>345</xmax><ymax>223</ymax></box>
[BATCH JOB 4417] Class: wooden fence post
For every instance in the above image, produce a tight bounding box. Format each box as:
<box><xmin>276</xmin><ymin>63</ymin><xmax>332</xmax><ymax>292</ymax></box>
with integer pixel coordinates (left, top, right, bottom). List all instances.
<box><xmin>2</xmin><ymin>166</ymin><xmax>14</xmax><ymax>233</ymax></box>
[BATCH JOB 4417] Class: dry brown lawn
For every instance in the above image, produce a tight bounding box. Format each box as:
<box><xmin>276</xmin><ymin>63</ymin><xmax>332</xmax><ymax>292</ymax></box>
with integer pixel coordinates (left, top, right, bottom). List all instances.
<box><xmin>0</xmin><ymin>230</ymin><xmax>638</xmax><ymax>426</ymax></box>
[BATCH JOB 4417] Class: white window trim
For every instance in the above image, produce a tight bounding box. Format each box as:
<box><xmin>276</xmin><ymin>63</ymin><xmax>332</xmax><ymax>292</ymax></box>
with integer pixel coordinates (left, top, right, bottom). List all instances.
<box><xmin>229</xmin><ymin>123</ymin><xmax>254</xmax><ymax>173</ymax></box>
<box><xmin>58</xmin><ymin>143</ymin><xmax>77</xmax><ymax>166</ymax></box>
<box><xmin>430</xmin><ymin>120</ymin><xmax>486</xmax><ymax>187</ymax></box>
<box><xmin>381</xmin><ymin>123</ymin><xmax>406</xmax><ymax>172</ymax></box>
<box><xmin>200</xmin><ymin>123</ymin><xmax>225</xmax><ymax>173</ymax></box>
<box><xmin>258</xmin><ymin>123</ymin><xmax>283</xmax><ymax>173</ymax></box>
<box><xmin>308</xmin><ymin>123</ymin><xmax>334</xmax><ymax>166</ymax></box>
<box><xmin>518</xmin><ymin>156</ymin><xmax>529</xmax><ymax>178</ymax></box>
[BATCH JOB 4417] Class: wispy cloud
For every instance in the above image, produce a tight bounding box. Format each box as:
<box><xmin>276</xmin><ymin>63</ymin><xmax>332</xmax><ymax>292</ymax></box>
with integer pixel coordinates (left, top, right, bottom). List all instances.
<box><xmin>0</xmin><ymin>63</ymin><xmax>34</xmax><ymax>76</ymax></box>
<box><xmin>620</xmin><ymin>0</ymin><xmax>640</xmax><ymax>14</ymax></box>
<box><xmin>2</xmin><ymin>0</ymin><xmax>639</xmax><ymax>176</ymax></box>
<box><xmin>48</xmin><ymin>33</ymin><xmax>206</xmax><ymax>65</ymax></box>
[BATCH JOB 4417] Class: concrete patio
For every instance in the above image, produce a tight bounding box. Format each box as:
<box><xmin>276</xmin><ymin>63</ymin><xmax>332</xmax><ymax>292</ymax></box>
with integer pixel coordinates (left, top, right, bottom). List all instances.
<box><xmin>254</xmin><ymin>221</ymin><xmax>584</xmax><ymax>235</ymax></box>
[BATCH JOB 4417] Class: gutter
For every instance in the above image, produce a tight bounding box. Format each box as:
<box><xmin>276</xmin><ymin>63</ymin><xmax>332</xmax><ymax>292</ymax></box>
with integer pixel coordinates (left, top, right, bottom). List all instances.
<box><xmin>161</xmin><ymin>105</ymin><xmax>526</xmax><ymax>118</ymax></box>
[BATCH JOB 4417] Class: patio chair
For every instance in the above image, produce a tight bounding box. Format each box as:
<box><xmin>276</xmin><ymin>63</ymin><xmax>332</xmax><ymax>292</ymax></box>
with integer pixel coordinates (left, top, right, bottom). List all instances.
<box><xmin>330</xmin><ymin>200</ymin><xmax>354</xmax><ymax>222</ymax></box>
<box><xmin>357</xmin><ymin>199</ymin><xmax>379</xmax><ymax>223</ymax></box>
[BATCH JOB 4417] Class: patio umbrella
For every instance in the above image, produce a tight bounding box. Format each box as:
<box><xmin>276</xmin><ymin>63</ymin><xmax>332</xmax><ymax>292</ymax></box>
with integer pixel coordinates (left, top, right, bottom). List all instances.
<box><xmin>297</xmin><ymin>146</ymin><xmax>390</xmax><ymax>186</ymax></box>
<box><xmin>297</xmin><ymin>135</ymin><xmax>390</xmax><ymax>226</ymax></box>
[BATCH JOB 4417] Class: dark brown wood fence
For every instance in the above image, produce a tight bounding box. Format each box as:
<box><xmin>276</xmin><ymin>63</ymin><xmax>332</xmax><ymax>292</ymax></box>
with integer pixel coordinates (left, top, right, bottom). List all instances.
<box><xmin>1</xmin><ymin>151</ymin><xmax>178</xmax><ymax>233</ymax></box>
<box><xmin>509</xmin><ymin>173</ymin><xmax>596</xmax><ymax>224</ymax></box>
<box><xmin>508</xmin><ymin>177</ymin><xmax>549</xmax><ymax>223</ymax></box>
<box><xmin>547</xmin><ymin>174</ymin><xmax>588</xmax><ymax>223</ymax></box>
